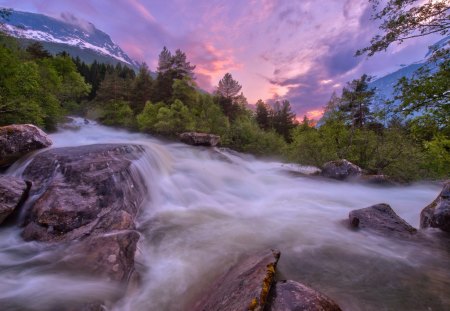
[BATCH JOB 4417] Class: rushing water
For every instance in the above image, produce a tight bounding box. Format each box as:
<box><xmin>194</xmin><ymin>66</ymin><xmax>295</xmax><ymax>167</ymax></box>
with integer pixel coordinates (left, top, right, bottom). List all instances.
<box><xmin>0</xmin><ymin>118</ymin><xmax>448</xmax><ymax>311</ymax></box>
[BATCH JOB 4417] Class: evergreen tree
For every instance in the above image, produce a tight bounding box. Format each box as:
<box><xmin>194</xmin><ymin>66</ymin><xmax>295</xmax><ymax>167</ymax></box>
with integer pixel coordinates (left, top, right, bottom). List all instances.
<box><xmin>272</xmin><ymin>100</ymin><xmax>297</xmax><ymax>142</ymax></box>
<box><xmin>255</xmin><ymin>99</ymin><xmax>272</xmax><ymax>130</ymax></box>
<box><xmin>153</xmin><ymin>47</ymin><xmax>196</xmax><ymax>104</ymax></box>
<box><xmin>131</xmin><ymin>63</ymin><xmax>153</xmax><ymax>114</ymax></box>
<box><xmin>216</xmin><ymin>73</ymin><xmax>242</xmax><ymax>99</ymax></box>
<box><xmin>172</xmin><ymin>49</ymin><xmax>196</xmax><ymax>80</ymax></box>
<box><xmin>25</xmin><ymin>42</ymin><xmax>51</xmax><ymax>59</ymax></box>
<box><xmin>96</xmin><ymin>72</ymin><xmax>129</xmax><ymax>103</ymax></box>
<box><xmin>339</xmin><ymin>74</ymin><xmax>375</xmax><ymax>129</ymax></box>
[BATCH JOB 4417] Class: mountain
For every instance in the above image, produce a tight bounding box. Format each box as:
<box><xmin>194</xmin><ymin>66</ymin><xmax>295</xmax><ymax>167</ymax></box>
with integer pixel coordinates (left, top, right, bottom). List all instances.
<box><xmin>1</xmin><ymin>10</ymin><xmax>140</xmax><ymax>69</ymax></box>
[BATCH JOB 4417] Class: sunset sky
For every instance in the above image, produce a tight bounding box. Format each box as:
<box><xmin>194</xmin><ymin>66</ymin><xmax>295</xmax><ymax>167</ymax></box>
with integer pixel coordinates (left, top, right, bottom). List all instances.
<box><xmin>0</xmin><ymin>0</ymin><xmax>440</xmax><ymax>119</ymax></box>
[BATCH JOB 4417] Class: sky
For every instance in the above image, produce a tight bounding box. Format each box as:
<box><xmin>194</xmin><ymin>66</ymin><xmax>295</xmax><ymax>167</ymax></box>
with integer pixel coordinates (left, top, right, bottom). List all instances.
<box><xmin>0</xmin><ymin>0</ymin><xmax>441</xmax><ymax>119</ymax></box>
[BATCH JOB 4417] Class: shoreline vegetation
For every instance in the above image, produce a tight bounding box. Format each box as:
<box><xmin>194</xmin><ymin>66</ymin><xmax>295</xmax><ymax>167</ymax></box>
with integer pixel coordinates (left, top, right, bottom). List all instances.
<box><xmin>0</xmin><ymin>2</ymin><xmax>448</xmax><ymax>183</ymax></box>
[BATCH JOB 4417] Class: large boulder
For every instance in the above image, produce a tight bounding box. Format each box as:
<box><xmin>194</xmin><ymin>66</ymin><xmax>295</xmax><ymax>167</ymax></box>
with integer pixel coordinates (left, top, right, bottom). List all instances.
<box><xmin>349</xmin><ymin>203</ymin><xmax>417</xmax><ymax>238</ymax></box>
<box><xmin>20</xmin><ymin>143</ymin><xmax>148</xmax><ymax>306</ymax></box>
<box><xmin>0</xmin><ymin>124</ymin><xmax>52</xmax><ymax>168</ymax></box>
<box><xmin>420</xmin><ymin>181</ymin><xmax>450</xmax><ymax>232</ymax></box>
<box><xmin>180</xmin><ymin>132</ymin><xmax>221</xmax><ymax>147</ymax></box>
<box><xmin>22</xmin><ymin>144</ymin><xmax>146</xmax><ymax>242</ymax></box>
<box><xmin>321</xmin><ymin>159</ymin><xmax>362</xmax><ymax>180</ymax></box>
<box><xmin>266</xmin><ymin>280</ymin><xmax>342</xmax><ymax>311</ymax></box>
<box><xmin>0</xmin><ymin>175</ymin><xmax>30</xmax><ymax>224</ymax></box>
<box><xmin>193</xmin><ymin>249</ymin><xmax>280</xmax><ymax>311</ymax></box>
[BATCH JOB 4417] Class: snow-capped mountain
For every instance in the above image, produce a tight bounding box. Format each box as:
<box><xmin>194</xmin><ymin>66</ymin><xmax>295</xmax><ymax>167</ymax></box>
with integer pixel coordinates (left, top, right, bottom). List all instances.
<box><xmin>1</xmin><ymin>10</ymin><xmax>140</xmax><ymax>69</ymax></box>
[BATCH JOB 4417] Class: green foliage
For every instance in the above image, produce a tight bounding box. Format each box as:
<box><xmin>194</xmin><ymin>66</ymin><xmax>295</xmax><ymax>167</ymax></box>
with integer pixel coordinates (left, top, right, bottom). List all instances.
<box><xmin>338</xmin><ymin>74</ymin><xmax>375</xmax><ymax>128</ymax></box>
<box><xmin>99</xmin><ymin>100</ymin><xmax>135</xmax><ymax>128</ymax></box>
<box><xmin>192</xmin><ymin>94</ymin><xmax>229</xmax><ymax>136</ymax></box>
<box><xmin>130</xmin><ymin>63</ymin><xmax>153</xmax><ymax>114</ymax></box>
<box><xmin>172</xmin><ymin>77</ymin><xmax>198</xmax><ymax>108</ymax></box>
<box><xmin>271</xmin><ymin>100</ymin><xmax>297</xmax><ymax>143</ymax></box>
<box><xmin>357</xmin><ymin>0</ymin><xmax>450</xmax><ymax>56</ymax></box>
<box><xmin>225</xmin><ymin>116</ymin><xmax>287</xmax><ymax>156</ymax></box>
<box><xmin>395</xmin><ymin>57</ymin><xmax>449</xmax><ymax>129</ymax></box>
<box><xmin>0</xmin><ymin>35</ymin><xmax>90</xmax><ymax>130</ymax></box>
<box><xmin>255</xmin><ymin>99</ymin><xmax>272</xmax><ymax>130</ymax></box>
<box><xmin>136</xmin><ymin>100</ymin><xmax>194</xmax><ymax>135</ymax></box>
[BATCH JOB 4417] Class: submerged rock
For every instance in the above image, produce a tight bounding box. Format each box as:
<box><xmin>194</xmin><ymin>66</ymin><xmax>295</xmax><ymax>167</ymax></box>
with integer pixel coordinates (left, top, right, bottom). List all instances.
<box><xmin>180</xmin><ymin>132</ymin><xmax>221</xmax><ymax>147</ymax></box>
<box><xmin>266</xmin><ymin>280</ymin><xmax>342</xmax><ymax>311</ymax></box>
<box><xmin>0</xmin><ymin>176</ymin><xmax>30</xmax><ymax>224</ymax></box>
<box><xmin>0</xmin><ymin>124</ymin><xmax>52</xmax><ymax>168</ymax></box>
<box><xmin>420</xmin><ymin>181</ymin><xmax>450</xmax><ymax>232</ymax></box>
<box><xmin>320</xmin><ymin>159</ymin><xmax>362</xmax><ymax>180</ymax></box>
<box><xmin>349</xmin><ymin>203</ymin><xmax>417</xmax><ymax>238</ymax></box>
<box><xmin>193</xmin><ymin>249</ymin><xmax>280</xmax><ymax>311</ymax></box>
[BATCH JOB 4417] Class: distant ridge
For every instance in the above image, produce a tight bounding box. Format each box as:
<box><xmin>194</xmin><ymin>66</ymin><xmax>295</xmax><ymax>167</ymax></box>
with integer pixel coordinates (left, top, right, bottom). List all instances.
<box><xmin>1</xmin><ymin>9</ymin><xmax>140</xmax><ymax>69</ymax></box>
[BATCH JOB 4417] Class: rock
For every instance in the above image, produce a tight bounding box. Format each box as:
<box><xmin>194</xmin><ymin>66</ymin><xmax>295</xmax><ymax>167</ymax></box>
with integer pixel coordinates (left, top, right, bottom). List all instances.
<box><xmin>349</xmin><ymin>203</ymin><xmax>417</xmax><ymax>238</ymax></box>
<box><xmin>63</xmin><ymin>230</ymin><xmax>140</xmax><ymax>282</ymax></box>
<box><xmin>266</xmin><ymin>280</ymin><xmax>342</xmax><ymax>311</ymax></box>
<box><xmin>180</xmin><ymin>132</ymin><xmax>221</xmax><ymax>147</ymax></box>
<box><xmin>359</xmin><ymin>174</ymin><xmax>396</xmax><ymax>186</ymax></box>
<box><xmin>22</xmin><ymin>144</ymin><xmax>146</xmax><ymax>241</ymax></box>
<box><xmin>193</xmin><ymin>249</ymin><xmax>280</xmax><ymax>311</ymax></box>
<box><xmin>0</xmin><ymin>176</ymin><xmax>30</xmax><ymax>224</ymax></box>
<box><xmin>420</xmin><ymin>181</ymin><xmax>450</xmax><ymax>232</ymax></box>
<box><xmin>0</xmin><ymin>124</ymin><xmax>52</xmax><ymax>168</ymax></box>
<box><xmin>321</xmin><ymin>159</ymin><xmax>362</xmax><ymax>180</ymax></box>
<box><xmin>20</xmin><ymin>144</ymin><xmax>148</xmax><ymax>308</ymax></box>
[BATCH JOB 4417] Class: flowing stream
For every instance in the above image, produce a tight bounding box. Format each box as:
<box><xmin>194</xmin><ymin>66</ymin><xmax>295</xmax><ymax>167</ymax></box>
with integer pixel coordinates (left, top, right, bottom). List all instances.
<box><xmin>0</xmin><ymin>119</ymin><xmax>448</xmax><ymax>311</ymax></box>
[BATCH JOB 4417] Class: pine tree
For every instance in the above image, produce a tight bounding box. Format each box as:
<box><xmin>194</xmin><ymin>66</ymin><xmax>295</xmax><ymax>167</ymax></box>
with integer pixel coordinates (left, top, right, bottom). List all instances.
<box><xmin>130</xmin><ymin>62</ymin><xmax>153</xmax><ymax>114</ymax></box>
<box><xmin>272</xmin><ymin>100</ymin><xmax>297</xmax><ymax>142</ymax></box>
<box><xmin>339</xmin><ymin>74</ymin><xmax>375</xmax><ymax>129</ymax></box>
<box><xmin>157</xmin><ymin>46</ymin><xmax>172</xmax><ymax>73</ymax></box>
<box><xmin>172</xmin><ymin>49</ymin><xmax>196</xmax><ymax>80</ymax></box>
<box><xmin>255</xmin><ymin>99</ymin><xmax>272</xmax><ymax>130</ymax></box>
<box><xmin>216</xmin><ymin>73</ymin><xmax>242</xmax><ymax>99</ymax></box>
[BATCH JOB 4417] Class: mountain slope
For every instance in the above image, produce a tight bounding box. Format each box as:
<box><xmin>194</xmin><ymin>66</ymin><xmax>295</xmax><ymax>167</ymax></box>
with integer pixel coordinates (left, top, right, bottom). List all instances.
<box><xmin>1</xmin><ymin>10</ymin><xmax>140</xmax><ymax>69</ymax></box>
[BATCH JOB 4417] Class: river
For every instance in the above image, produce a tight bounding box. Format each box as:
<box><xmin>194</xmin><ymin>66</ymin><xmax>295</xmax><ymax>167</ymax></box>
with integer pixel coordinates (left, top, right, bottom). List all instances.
<box><xmin>0</xmin><ymin>119</ymin><xmax>448</xmax><ymax>310</ymax></box>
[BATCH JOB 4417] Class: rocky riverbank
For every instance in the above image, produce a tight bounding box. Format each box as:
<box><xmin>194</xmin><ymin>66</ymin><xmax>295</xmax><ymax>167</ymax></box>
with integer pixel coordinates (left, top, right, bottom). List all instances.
<box><xmin>0</xmin><ymin>123</ymin><xmax>449</xmax><ymax>310</ymax></box>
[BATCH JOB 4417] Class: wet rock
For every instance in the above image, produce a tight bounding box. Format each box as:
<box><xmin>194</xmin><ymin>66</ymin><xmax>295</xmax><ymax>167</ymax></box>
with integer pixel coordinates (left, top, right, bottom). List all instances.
<box><xmin>193</xmin><ymin>249</ymin><xmax>280</xmax><ymax>311</ymax></box>
<box><xmin>63</xmin><ymin>230</ymin><xmax>140</xmax><ymax>282</ymax></box>
<box><xmin>22</xmin><ymin>144</ymin><xmax>147</xmax><ymax>241</ymax></box>
<box><xmin>19</xmin><ymin>144</ymin><xmax>148</xmax><ymax>308</ymax></box>
<box><xmin>0</xmin><ymin>124</ymin><xmax>52</xmax><ymax>168</ymax></box>
<box><xmin>349</xmin><ymin>203</ymin><xmax>417</xmax><ymax>238</ymax></box>
<box><xmin>421</xmin><ymin>181</ymin><xmax>450</xmax><ymax>232</ymax></box>
<box><xmin>180</xmin><ymin>132</ymin><xmax>221</xmax><ymax>147</ymax></box>
<box><xmin>0</xmin><ymin>176</ymin><xmax>30</xmax><ymax>224</ymax></box>
<box><xmin>266</xmin><ymin>280</ymin><xmax>342</xmax><ymax>311</ymax></box>
<box><xmin>321</xmin><ymin>159</ymin><xmax>362</xmax><ymax>180</ymax></box>
<box><xmin>359</xmin><ymin>174</ymin><xmax>396</xmax><ymax>186</ymax></box>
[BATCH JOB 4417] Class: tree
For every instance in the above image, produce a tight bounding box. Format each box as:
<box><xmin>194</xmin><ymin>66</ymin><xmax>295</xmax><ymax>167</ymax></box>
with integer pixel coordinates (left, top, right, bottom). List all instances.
<box><xmin>216</xmin><ymin>73</ymin><xmax>244</xmax><ymax>121</ymax></box>
<box><xmin>153</xmin><ymin>47</ymin><xmax>196</xmax><ymax>103</ymax></box>
<box><xmin>394</xmin><ymin>56</ymin><xmax>449</xmax><ymax>128</ymax></box>
<box><xmin>255</xmin><ymin>99</ymin><xmax>272</xmax><ymax>130</ymax></box>
<box><xmin>216</xmin><ymin>73</ymin><xmax>242</xmax><ymax>99</ymax></box>
<box><xmin>95</xmin><ymin>72</ymin><xmax>129</xmax><ymax>103</ymax></box>
<box><xmin>356</xmin><ymin>0</ymin><xmax>450</xmax><ymax>56</ymax></box>
<box><xmin>131</xmin><ymin>63</ymin><xmax>153</xmax><ymax>114</ymax></box>
<box><xmin>339</xmin><ymin>74</ymin><xmax>375</xmax><ymax>129</ymax></box>
<box><xmin>26</xmin><ymin>42</ymin><xmax>52</xmax><ymax>59</ymax></box>
<box><xmin>172</xmin><ymin>49</ymin><xmax>196</xmax><ymax>80</ymax></box>
<box><xmin>272</xmin><ymin>100</ymin><xmax>297</xmax><ymax>142</ymax></box>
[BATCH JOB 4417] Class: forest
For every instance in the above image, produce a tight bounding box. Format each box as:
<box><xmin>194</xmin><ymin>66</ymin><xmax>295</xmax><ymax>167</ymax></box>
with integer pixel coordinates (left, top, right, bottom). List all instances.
<box><xmin>0</xmin><ymin>1</ymin><xmax>448</xmax><ymax>182</ymax></box>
